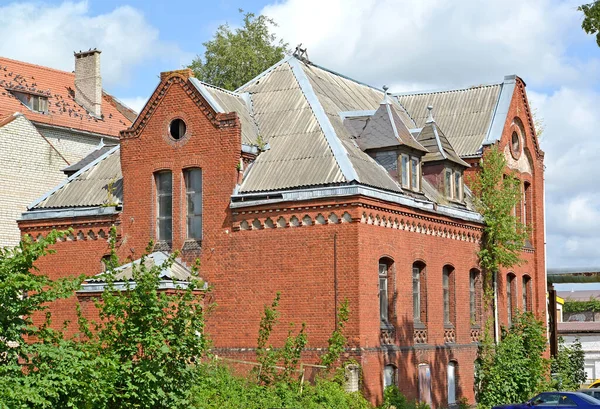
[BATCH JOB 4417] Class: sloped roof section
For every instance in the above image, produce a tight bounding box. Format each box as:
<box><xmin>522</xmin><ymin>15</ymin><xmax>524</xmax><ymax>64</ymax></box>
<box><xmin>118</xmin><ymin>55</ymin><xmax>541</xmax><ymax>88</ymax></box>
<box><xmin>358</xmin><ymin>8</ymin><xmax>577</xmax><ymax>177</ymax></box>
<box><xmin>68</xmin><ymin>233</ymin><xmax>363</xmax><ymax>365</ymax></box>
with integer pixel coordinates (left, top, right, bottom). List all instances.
<box><xmin>31</xmin><ymin>146</ymin><xmax>122</xmax><ymax>209</ymax></box>
<box><xmin>396</xmin><ymin>82</ymin><xmax>503</xmax><ymax>157</ymax></box>
<box><xmin>417</xmin><ymin>117</ymin><xmax>469</xmax><ymax>167</ymax></box>
<box><xmin>189</xmin><ymin>78</ymin><xmax>259</xmax><ymax>145</ymax></box>
<box><xmin>0</xmin><ymin>56</ymin><xmax>133</xmax><ymax>136</ymax></box>
<box><xmin>354</xmin><ymin>101</ymin><xmax>427</xmax><ymax>152</ymax></box>
<box><xmin>62</xmin><ymin>144</ymin><xmax>117</xmax><ymax>176</ymax></box>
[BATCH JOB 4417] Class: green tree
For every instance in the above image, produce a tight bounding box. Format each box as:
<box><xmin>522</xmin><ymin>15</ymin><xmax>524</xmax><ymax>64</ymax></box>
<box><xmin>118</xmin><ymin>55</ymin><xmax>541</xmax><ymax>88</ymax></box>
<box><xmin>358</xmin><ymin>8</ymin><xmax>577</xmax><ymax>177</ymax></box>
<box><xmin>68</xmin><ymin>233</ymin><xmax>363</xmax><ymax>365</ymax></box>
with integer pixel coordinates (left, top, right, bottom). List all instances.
<box><xmin>189</xmin><ymin>10</ymin><xmax>289</xmax><ymax>91</ymax></box>
<box><xmin>579</xmin><ymin>2</ymin><xmax>600</xmax><ymax>47</ymax></box>
<box><xmin>551</xmin><ymin>337</ymin><xmax>587</xmax><ymax>390</ymax></box>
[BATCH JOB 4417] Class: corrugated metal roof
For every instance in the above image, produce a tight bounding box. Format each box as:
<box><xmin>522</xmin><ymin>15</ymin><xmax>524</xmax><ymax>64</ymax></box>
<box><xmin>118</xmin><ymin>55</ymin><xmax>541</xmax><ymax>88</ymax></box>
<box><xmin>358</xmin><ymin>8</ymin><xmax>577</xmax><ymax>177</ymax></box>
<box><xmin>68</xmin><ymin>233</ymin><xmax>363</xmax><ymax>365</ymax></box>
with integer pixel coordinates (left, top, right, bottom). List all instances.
<box><xmin>190</xmin><ymin>79</ymin><xmax>259</xmax><ymax>145</ymax></box>
<box><xmin>61</xmin><ymin>144</ymin><xmax>117</xmax><ymax>175</ymax></box>
<box><xmin>396</xmin><ymin>84</ymin><xmax>502</xmax><ymax>157</ymax></box>
<box><xmin>87</xmin><ymin>252</ymin><xmax>194</xmax><ymax>283</ymax></box>
<box><xmin>33</xmin><ymin>146</ymin><xmax>122</xmax><ymax>209</ymax></box>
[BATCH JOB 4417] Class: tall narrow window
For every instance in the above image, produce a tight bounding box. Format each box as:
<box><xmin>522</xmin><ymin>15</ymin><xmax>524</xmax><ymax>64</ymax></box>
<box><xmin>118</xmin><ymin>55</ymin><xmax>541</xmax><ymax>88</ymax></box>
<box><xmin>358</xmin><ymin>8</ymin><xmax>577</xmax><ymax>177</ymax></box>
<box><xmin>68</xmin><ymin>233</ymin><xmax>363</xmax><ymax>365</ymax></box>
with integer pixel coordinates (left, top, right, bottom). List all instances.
<box><xmin>379</xmin><ymin>263</ymin><xmax>389</xmax><ymax>324</ymax></box>
<box><xmin>454</xmin><ymin>171</ymin><xmax>461</xmax><ymax>200</ymax></box>
<box><xmin>155</xmin><ymin>171</ymin><xmax>172</xmax><ymax>243</ymax></box>
<box><xmin>413</xmin><ymin>265</ymin><xmax>421</xmax><ymax>323</ymax></box>
<box><xmin>470</xmin><ymin>270</ymin><xmax>477</xmax><ymax>324</ymax></box>
<box><xmin>507</xmin><ymin>274</ymin><xmax>515</xmax><ymax>326</ymax></box>
<box><xmin>184</xmin><ymin>168</ymin><xmax>203</xmax><ymax>240</ymax></box>
<box><xmin>411</xmin><ymin>157</ymin><xmax>419</xmax><ymax>191</ymax></box>
<box><xmin>401</xmin><ymin>154</ymin><xmax>410</xmax><ymax>188</ymax></box>
<box><xmin>523</xmin><ymin>275</ymin><xmax>532</xmax><ymax>312</ymax></box>
<box><xmin>447</xmin><ymin>362</ymin><xmax>457</xmax><ymax>405</ymax></box>
<box><xmin>445</xmin><ymin>169</ymin><xmax>452</xmax><ymax>198</ymax></box>
<box><xmin>443</xmin><ymin>266</ymin><xmax>454</xmax><ymax>326</ymax></box>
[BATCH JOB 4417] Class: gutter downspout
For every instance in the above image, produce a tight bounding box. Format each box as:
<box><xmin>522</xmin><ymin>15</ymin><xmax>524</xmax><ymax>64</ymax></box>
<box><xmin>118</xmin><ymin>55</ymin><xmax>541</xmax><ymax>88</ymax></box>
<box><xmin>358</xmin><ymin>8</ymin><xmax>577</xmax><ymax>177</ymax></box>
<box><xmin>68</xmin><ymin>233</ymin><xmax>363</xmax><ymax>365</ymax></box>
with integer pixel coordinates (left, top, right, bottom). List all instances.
<box><xmin>494</xmin><ymin>272</ymin><xmax>500</xmax><ymax>344</ymax></box>
<box><xmin>334</xmin><ymin>233</ymin><xmax>338</xmax><ymax>328</ymax></box>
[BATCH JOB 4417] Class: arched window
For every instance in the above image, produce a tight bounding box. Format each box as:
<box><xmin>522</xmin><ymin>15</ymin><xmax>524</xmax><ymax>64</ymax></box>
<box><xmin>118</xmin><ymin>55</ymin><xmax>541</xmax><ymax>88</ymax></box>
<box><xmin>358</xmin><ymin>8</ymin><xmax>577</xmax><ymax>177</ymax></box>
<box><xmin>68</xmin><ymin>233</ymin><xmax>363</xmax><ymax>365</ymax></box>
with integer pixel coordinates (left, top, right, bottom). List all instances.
<box><xmin>413</xmin><ymin>262</ymin><xmax>426</xmax><ymax>324</ymax></box>
<box><xmin>469</xmin><ymin>269</ymin><xmax>481</xmax><ymax>325</ymax></box>
<box><xmin>522</xmin><ymin>275</ymin><xmax>532</xmax><ymax>312</ymax></box>
<box><xmin>155</xmin><ymin>171</ymin><xmax>173</xmax><ymax>243</ymax></box>
<box><xmin>507</xmin><ymin>273</ymin><xmax>516</xmax><ymax>326</ymax></box>
<box><xmin>184</xmin><ymin>168</ymin><xmax>203</xmax><ymax>240</ymax></box>
<box><xmin>443</xmin><ymin>266</ymin><xmax>455</xmax><ymax>326</ymax></box>
<box><xmin>447</xmin><ymin>362</ymin><xmax>457</xmax><ymax>405</ymax></box>
<box><xmin>383</xmin><ymin>364</ymin><xmax>397</xmax><ymax>389</ymax></box>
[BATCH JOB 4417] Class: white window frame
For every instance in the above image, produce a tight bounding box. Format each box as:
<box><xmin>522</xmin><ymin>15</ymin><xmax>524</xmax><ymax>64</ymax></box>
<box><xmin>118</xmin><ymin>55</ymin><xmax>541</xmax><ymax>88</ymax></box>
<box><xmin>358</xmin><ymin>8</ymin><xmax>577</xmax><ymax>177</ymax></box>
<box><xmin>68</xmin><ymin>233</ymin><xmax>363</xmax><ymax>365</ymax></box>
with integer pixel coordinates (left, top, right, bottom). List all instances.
<box><xmin>184</xmin><ymin>168</ymin><xmax>203</xmax><ymax>240</ymax></box>
<box><xmin>155</xmin><ymin>171</ymin><xmax>173</xmax><ymax>243</ymax></box>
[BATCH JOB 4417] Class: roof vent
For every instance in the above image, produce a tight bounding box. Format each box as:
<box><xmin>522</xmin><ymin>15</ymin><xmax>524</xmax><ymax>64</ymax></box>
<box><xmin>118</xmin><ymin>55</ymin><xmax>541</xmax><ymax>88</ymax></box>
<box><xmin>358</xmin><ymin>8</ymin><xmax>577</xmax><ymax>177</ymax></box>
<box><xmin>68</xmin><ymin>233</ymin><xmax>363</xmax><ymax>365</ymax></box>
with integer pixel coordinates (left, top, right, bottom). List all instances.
<box><xmin>74</xmin><ymin>49</ymin><xmax>102</xmax><ymax>117</ymax></box>
<box><xmin>293</xmin><ymin>43</ymin><xmax>310</xmax><ymax>62</ymax></box>
<box><xmin>426</xmin><ymin>105</ymin><xmax>435</xmax><ymax>123</ymax></box>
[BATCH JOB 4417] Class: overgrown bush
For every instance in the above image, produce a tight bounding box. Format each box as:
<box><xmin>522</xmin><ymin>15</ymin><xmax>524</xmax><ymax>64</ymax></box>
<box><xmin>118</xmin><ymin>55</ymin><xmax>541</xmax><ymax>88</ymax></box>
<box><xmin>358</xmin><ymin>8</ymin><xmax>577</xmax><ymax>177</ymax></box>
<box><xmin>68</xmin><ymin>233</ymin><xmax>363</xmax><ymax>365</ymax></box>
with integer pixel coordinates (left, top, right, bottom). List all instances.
<box><xmin>551</xmin><ymin>337</ymin><xmax>586</xmax><ymax>390</ymax></box>
<box><xmin>378</xmin><ymin>386</ymin><xmax>430</xmax><ymax>409</ymax></box>
<box><xmin>475</xmin><ymin>312</ymin><xmax>549</xmax><ymax>409</ymax></box>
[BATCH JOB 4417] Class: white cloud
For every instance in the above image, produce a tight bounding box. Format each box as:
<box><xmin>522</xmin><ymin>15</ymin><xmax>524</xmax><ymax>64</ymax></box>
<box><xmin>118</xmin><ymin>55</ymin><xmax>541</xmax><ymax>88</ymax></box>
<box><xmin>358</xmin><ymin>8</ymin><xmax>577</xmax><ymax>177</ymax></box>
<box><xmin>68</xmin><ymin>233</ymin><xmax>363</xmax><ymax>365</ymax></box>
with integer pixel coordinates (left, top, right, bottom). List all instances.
<box><xmin>262</xmin><ymin>0</ymin><xmax>600</xmax><ymax>268</ymax></box>
<box><xmin>0</xmin><ymin>1</ymin><xmax>190</xmax><ymax>87</ymax></box>
<box><xmin>119</xmin><ymin>96</ymin><xmax>148</xmax><ymax>114</ymax></box>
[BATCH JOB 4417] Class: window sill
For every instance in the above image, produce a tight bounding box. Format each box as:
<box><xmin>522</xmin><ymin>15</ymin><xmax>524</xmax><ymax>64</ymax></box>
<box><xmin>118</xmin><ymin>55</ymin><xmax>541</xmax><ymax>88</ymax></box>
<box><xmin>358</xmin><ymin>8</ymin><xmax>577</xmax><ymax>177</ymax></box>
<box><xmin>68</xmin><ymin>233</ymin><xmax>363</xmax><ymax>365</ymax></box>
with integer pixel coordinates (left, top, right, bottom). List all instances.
<box><xmin>414</xmin><ymin>321</ymin><xmax>426</xmax><ymax>329</ymax></box>
<box><xmin>470</xmin><ymin>324</ymin><xmax>481</xmax><ymax>329</ymax></box>
<box><xmin>182</xmin><ymin>240</ymin><xmax>202</xmax><ymax>252</ymax></box>
<box><xmin>380</xmin><ymin>322</ymin><xmax>394</xmax><ymax>331</ymax></box>
<box><xmin>444</xmin><ymin>323</ymin><xmax>454</xmax><ymax>329</ymax></box>
<box><xmin>154</xmin><ymin>241</ymin><xmax>171</xmax><ymax>252</ymax></box>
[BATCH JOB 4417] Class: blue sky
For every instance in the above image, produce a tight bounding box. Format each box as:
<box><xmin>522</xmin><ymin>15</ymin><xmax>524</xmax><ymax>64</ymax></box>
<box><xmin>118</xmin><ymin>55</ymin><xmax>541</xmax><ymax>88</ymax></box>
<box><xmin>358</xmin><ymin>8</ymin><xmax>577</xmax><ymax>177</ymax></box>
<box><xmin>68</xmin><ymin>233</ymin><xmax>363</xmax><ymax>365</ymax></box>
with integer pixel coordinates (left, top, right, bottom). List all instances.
<box><xmin>0</xmin><ymin>0</ymin><xmax>599</xmax><ymax>288</ymax></box>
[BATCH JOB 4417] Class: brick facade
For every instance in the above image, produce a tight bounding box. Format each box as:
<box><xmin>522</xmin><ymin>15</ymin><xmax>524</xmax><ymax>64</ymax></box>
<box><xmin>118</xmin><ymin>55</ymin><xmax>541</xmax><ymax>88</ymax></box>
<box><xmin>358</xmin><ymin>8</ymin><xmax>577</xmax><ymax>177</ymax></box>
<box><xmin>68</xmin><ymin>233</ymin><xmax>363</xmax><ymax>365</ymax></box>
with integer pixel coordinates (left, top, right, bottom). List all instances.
<box><xmin>18</xmin><ymin>73</ymin><xmax>546</xmax><ymax>407</ymax></box>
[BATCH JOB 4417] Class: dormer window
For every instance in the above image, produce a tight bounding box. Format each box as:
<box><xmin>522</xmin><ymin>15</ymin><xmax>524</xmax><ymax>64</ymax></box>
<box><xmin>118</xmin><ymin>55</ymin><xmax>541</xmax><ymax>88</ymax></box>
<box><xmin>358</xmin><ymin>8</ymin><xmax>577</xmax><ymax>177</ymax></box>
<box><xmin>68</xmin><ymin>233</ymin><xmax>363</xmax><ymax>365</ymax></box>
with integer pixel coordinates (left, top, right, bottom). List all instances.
<box><xmin>400</xmin><ymin>153</ymin><xmax>420</xmax><ymax>192</ymax></box>
<box><xmin>444</xmin><ymin>168</ymin><xmax>463</xmax><ymax>202</ymax></box>
<box><xmin>11</xmin><ymin>90</ymin><xmax>48</xmax><ymax>114</ymax></box>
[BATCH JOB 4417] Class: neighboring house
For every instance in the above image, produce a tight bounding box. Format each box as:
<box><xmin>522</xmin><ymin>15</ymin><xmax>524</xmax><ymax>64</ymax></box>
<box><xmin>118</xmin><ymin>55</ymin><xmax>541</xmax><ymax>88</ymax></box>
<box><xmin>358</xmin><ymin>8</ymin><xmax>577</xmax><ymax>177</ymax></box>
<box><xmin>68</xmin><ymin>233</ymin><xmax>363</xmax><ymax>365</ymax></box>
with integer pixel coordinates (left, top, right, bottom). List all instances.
<box><xmin>0</xmin><ymin>50</ymin><xmax>134</xmax><ymax>247</ymax></box>
<box><xmin>557</xmin><ymin>290</ymin><xmax>600</xmax><ymax>383</ymax></box>
<box><xmin>18</xmin><ymin>53</ymin><xmax>545</xmax><ymax>407</ymax></box>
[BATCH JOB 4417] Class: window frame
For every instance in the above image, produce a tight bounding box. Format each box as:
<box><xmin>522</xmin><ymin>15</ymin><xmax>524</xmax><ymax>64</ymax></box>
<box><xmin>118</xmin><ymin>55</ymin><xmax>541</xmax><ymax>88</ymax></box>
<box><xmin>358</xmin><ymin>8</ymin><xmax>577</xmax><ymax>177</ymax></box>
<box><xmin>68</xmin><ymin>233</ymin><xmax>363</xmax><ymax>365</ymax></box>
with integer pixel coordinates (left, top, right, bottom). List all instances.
<box><xmin>413</xmin><ymin>265</ymin><xmax>421</xmax><ymax>323</ymax></box>
<box><xmin>507</xmin><ymin>273</ymin><xmax>516</xmax><ymax>326</ymax></box>
<box><xmin>522</xmin><ymin>275</ymin><xmax>532</xmax><ymax>312</ymax></box>
<box><xmin>155</xmin><ymin>171</ymin><xmax>173</xmax><ymax>243</ymax></box>
<box><xmin>443</xmin><ymin>266</ymin><xmax>455</xmax><ymax>326</ymax></box>
<box><xmin>383</xmin><ymin>364</ymin><xmax>397</xmax><ymax>389</ymax></box>
<box><xmin>410</xmin><ymin>156</ymin><xmax>420</xmax><ymax>192</ymax></box>
<box><xmin>379</xmin><ymin>262</ymin><xmax>389</xmax><ymax>325</ymax></box>
<box><xmin>184</xmin><ymin>168</ymin><xmax>203</xmax><ymax>240</ymax></box>
<box><xmin>401</xmin><ymin>154</ymin><xmax>410</xmax><ymax>189</ymax></box>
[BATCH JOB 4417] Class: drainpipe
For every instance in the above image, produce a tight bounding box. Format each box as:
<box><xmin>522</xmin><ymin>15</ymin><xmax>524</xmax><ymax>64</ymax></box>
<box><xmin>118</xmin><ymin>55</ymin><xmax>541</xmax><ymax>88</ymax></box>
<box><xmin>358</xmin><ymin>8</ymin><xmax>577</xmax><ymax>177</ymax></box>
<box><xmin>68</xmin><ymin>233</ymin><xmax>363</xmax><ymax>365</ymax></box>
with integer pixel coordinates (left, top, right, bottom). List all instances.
<box><xmin>494</xmin><ymin>272</ymin><xmax>500</xmax><ymax>344</ymax></box>
<box><xmin>334</xmin><ymin>233</ymin><xmax>338</xmax><ymax>328</ymax></box>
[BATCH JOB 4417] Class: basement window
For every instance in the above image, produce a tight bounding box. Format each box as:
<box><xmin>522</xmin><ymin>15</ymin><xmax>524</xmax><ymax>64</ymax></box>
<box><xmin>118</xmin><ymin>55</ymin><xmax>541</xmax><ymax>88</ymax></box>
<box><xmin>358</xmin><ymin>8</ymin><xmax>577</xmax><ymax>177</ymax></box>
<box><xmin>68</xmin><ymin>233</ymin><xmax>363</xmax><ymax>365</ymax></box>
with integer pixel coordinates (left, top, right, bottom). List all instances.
<box><xmin>169</xmin><ymin>118</ymin><xmax>187</xmax><ymax>140</ymax></box>
<box><xmin>12</xmin><ymin>91</ymin><xmax>48</xmax><ymax>114</ymax></box>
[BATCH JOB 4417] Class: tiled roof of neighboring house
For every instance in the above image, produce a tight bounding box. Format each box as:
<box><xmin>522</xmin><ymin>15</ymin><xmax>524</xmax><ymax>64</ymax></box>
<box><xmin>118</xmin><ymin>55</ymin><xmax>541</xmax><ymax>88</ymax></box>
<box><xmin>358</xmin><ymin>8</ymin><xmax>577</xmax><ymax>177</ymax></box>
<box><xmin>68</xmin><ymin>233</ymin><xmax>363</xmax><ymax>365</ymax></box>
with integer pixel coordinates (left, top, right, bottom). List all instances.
<box><xmin>31</xmin><ymin>145</ymin><xmax>122</xmax><ymax>209</ymax></box>
<box><xmin>417</xmin><ymin>112</ymin><xmax>469</xmax><ymax>167</ymax></box>
<box><xmin>558</xmin><ymin>322</ymin><xmax>600</xmax><ymax>333</ymax></box>
<box><xmin>0</xmin><ymin>56</ymin><xmax>133</xmax><ymax>137</ymax></box>
<box><xmin>396</xmin><ymin>77</ymin><xmax>516</xmax><ymax>157</ymax></box>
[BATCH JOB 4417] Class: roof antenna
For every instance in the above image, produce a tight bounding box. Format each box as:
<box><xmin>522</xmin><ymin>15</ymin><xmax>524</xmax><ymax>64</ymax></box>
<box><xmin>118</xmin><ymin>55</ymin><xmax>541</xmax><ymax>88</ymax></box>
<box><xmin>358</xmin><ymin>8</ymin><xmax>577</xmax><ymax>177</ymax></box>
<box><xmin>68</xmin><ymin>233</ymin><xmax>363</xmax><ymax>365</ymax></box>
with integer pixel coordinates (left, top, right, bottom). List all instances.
<box><xmin>426</xmin><ymin>105</ymin><xmax>435</xmax><ymax>123</ymax></box>
<box><xmin>293</xmin><ymin>43</ymin><xmax>310</xmax><ymax>62</ymax></box>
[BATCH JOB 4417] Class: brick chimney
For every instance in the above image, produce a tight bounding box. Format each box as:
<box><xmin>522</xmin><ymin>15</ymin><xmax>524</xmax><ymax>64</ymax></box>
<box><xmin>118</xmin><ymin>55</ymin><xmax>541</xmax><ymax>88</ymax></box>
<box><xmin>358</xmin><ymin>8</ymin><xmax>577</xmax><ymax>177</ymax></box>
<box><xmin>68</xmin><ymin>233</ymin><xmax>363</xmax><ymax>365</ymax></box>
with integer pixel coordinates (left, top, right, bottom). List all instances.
<box><xmin>74</xmin><ymin>49</ymin><xmax>102</xmax><ymax>117</ymax></box>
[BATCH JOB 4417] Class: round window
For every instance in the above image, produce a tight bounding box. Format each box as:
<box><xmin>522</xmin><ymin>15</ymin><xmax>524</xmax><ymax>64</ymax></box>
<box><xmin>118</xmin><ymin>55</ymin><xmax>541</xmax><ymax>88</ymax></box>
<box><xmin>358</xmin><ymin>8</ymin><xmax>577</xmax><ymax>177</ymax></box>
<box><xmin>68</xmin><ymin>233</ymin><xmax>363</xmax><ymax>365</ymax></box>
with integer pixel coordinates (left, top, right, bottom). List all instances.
<box><xmin>511</xmin><ymin>131</ymin><xmax>521</xmax><ymax>159</ymax></box>
<box><xmin>169</xmin><ymin>118</ymin><xmax>187</xmax><ymax>140</ymax></box>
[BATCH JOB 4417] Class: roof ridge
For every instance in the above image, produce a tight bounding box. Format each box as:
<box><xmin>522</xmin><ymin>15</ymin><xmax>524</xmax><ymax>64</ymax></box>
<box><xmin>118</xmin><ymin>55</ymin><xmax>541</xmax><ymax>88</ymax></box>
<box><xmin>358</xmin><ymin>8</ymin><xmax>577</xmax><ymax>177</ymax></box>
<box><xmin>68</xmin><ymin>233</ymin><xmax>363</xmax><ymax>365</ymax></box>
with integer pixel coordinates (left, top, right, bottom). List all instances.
<box><xmin>305</xmin><ymin>60</ymin><xmax>383</xmax><ymax>93</ymax></box>
<box><xmin>0</xmin><ymin>55</ymin><xmax>74</xmax><ymax>77</ymax></box>
<box><xmin>195</xmin><ymin>79</ymin><xmax>241</xmax><ymax>97</ymax></box>
<box><xmin>287</xmin><ymin>57</ymin><xmax>359</xmax><ymax>182</ymax></box>
<box><xmin>28</xmin><ymin>145</ymin><xmax>120</xmax><ymax>209</ymax></box>
<box><xmin>393</xmin><ymin>81</ymin><xmax>503</xmax><ymax>97</ymax></box>
<box><xmin>234</xmin><ymin>54</ymin><xmax>294</xmax><ymax>92</ymax></box>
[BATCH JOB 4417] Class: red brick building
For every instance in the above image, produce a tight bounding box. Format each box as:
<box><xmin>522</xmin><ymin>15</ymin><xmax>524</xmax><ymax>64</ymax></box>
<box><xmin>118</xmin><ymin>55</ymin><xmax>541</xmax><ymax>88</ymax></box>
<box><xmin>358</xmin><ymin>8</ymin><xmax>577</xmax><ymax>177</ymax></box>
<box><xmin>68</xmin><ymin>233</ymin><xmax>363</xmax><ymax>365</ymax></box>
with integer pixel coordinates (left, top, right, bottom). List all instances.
<box><xmin>18</xmin><ymin>53</ymin><xmax>546</xmax><ymax>407</ymax></box>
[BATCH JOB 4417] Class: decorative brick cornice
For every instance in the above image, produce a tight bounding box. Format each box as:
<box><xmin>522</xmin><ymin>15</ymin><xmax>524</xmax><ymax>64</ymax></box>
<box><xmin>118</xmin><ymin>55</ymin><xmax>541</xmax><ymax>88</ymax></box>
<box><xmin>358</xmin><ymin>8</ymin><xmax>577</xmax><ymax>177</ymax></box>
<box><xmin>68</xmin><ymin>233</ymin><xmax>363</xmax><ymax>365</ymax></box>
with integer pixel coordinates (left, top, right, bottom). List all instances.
<box><xmin>120</xmin><ymin>75</ymin><xmax>238</xmax><ymax>140</ymax></box>
<box><xmin>515</xmin><ymin>77</ymin><xmax>543</xmax><ymax>160</ymax></box>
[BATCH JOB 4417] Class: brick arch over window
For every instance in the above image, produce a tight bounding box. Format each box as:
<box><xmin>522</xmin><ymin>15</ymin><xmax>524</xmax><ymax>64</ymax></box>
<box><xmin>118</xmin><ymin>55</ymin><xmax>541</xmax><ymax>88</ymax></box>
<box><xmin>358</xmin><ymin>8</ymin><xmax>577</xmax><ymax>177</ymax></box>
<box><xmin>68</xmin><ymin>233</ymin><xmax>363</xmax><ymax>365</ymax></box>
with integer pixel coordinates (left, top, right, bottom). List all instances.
<box><xmin>412</xmin><ymin>261</ymin><xmax>427</xmax><ymax>326</ymax></box>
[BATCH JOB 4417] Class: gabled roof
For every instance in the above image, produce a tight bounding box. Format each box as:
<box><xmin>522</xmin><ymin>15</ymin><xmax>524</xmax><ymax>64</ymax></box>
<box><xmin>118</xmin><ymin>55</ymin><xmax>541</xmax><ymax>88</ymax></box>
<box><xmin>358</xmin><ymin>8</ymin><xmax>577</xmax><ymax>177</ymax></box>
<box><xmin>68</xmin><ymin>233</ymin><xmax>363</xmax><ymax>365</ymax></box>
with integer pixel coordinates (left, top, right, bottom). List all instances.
<box><xmin>0</xmin><ymin>56</ymin><xmax>133</xmax><ymax>137</ymax></box>
<box><xmin>234</xmin><ymin>55</ymin><xmax>408</xmax><ymax>193</ymax></box>
<box><xmin>417</xmin><ymin>110</ymin><xmax>469</xmax><ymax>167</ymax></box>
<box><xmin>30</xmin><ymin>145</ymin><xmax>121</xmax><ymax>209</ymax></box>
<box><xmin>395</xmin><ymin>76</ymin><xmax>516</xmax><ymax>157</ymax></box>
<box><xmin>352</xmin><ymin>98</ymin><xmax>427</xmax><ymax>152</ymax></box>
<box><xmin>61</xmin><ymin>143</ymin><xmax>117</xmax><ymax>176</ymax></box>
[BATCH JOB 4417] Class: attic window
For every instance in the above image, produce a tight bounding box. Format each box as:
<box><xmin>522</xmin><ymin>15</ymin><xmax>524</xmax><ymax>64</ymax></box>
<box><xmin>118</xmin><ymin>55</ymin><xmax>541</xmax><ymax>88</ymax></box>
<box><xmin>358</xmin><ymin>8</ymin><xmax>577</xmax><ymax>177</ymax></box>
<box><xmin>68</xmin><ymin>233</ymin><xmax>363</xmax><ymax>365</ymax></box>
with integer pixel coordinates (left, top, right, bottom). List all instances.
<box><xmin>12</xmin><ymin>91</ymin><xmax>48</xmax><ymax>114</ymax></box>
<box><xmin>510</xmin><ymin>131</ymin><xmax>521</xmax><ymax>159</ymax></box>
<box><xmin>400</xmin><ymin>154</ymin><xmax>420</xmax><ymax>192</ymax></box>
<box><xmin>445</xmin><ymin>168</ymin><xmax>463</xmax><ymax>201</ymax></box>
<box><xmin>169</xmin><ymin>118</ymin><xmax>187</xmax><ymax>140</ymax></box>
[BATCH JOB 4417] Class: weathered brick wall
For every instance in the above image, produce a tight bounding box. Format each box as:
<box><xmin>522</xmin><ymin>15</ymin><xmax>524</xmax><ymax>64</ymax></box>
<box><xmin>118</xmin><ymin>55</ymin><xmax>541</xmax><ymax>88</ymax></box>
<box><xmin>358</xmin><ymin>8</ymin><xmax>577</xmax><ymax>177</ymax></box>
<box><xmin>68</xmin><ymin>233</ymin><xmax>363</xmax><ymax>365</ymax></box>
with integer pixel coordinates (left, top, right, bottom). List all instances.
<box><xmin>37</xmin><ymin>125</ymin><xmax>112</xmax><ymax>164</ymax></box>
<box><xmin>0</xmin><ymin>114</ymin><xmax>99</xmax><ymax>247</ymax></box>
